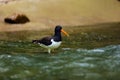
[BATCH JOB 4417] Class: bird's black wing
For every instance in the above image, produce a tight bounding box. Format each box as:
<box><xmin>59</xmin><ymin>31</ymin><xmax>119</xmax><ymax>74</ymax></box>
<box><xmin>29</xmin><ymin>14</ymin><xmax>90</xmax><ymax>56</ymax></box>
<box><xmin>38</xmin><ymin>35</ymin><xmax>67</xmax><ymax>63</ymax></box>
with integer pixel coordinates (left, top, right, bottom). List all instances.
<box><xmin>38</xmin><ymin>36</ymin><xmax>52</xmax><ymax>46</ymax></box>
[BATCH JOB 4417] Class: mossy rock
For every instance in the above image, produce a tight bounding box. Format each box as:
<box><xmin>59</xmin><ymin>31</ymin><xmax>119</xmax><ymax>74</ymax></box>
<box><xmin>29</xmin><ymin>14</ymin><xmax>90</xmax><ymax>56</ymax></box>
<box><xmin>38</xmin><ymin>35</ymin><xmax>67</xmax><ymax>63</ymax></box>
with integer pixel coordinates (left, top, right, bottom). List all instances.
<box><xmin>4</xmin><ymin>13</ymin><xmax>30</xmax><ymax>24</ymax></box>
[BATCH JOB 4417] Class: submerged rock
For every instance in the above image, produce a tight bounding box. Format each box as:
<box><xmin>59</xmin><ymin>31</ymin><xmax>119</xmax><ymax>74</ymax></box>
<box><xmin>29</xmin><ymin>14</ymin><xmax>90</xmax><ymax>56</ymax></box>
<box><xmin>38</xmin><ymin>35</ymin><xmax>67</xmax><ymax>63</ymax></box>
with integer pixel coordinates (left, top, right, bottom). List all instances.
<box><xmin>4</xmin><ymin>13</ymin><xmax>30</xmax><ymax>24</ymax></box>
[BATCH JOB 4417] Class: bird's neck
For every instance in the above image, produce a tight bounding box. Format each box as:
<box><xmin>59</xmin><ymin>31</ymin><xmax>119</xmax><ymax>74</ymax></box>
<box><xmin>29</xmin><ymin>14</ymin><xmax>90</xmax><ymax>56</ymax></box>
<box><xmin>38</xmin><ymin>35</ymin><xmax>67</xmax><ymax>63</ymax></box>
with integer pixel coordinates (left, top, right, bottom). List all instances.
<box><xmin>54</xmin><ymin>32</ymin><xmax>62</xmax><ymax>41</ymax></box>
<box><xmin>54</xmin><ymin>31</ymin><xmax>61</xmax><ymax>36</ymax></box>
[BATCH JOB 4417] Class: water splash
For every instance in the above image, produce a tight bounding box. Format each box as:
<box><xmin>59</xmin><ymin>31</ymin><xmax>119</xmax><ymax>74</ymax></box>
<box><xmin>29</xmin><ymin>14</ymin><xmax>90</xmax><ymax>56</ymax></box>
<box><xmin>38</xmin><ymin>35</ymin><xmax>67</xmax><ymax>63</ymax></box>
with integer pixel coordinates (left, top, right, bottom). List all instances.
<box><xmin>0</xmin><ymin>44</ymin><xmax>120</xmax><ymax>80</ymax></box>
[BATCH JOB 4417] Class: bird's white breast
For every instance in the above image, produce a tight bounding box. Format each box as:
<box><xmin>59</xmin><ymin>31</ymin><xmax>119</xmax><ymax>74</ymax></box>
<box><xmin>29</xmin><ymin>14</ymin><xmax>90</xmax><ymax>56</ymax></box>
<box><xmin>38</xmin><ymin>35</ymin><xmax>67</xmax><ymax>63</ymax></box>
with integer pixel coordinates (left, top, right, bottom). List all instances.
<box><xmin>49</xmin><ymin>39</ymin><xmax>62</xmax><ymax>49</ymax></box>
<box><xmin>39</xmin><ymin>39</ymin><xmax>62</xmax><ymax>49</ymax></box>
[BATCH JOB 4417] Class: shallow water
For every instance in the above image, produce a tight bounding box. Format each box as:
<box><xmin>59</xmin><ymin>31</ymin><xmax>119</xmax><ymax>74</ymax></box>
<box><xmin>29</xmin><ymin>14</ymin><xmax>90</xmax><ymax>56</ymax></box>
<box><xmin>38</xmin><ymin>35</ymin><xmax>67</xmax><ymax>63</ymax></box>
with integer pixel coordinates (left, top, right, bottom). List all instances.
<box><xmin>0</xmin><ymin>41</ymin><xmax>120</xmax><ymax>80</ymax></box>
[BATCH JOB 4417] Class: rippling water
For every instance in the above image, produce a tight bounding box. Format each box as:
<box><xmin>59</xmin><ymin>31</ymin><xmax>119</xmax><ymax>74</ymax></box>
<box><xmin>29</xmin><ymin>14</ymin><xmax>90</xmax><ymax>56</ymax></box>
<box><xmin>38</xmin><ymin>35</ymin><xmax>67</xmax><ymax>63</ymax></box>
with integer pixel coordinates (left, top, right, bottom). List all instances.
<box><xmin>0</xmin><ymin>41</ymin><xmax>120</xmax><ymax>80</ymax></box>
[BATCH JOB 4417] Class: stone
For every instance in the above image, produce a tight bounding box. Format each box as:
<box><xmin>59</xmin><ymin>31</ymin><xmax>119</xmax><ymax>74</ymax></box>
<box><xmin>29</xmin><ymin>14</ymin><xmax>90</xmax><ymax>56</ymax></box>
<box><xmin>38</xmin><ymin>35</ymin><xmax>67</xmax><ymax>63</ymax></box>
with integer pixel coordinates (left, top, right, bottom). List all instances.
<box><xmin>4</xmin><ymin>13</ymin><xmax>30</xmax><ymax>24</ymax></box>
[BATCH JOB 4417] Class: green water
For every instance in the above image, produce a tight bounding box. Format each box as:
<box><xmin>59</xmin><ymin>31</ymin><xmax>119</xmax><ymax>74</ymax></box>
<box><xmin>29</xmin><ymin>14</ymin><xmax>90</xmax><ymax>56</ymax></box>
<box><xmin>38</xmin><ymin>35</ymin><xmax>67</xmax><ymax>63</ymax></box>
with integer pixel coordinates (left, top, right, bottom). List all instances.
<box><xmin>0</xmin><ymin>41</ymin><xmax>120</xmax><ymax>80</ymax></box>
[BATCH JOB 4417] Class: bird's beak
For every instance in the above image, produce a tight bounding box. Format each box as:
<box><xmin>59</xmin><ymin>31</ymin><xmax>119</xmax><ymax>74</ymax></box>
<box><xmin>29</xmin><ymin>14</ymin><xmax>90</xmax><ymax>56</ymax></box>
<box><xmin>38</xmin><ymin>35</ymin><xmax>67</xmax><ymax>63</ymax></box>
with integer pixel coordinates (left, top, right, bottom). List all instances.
<box><xmin>61</xmin><ymin>29</ymin><xmax>69</xmax><ymax>37</ymax></box>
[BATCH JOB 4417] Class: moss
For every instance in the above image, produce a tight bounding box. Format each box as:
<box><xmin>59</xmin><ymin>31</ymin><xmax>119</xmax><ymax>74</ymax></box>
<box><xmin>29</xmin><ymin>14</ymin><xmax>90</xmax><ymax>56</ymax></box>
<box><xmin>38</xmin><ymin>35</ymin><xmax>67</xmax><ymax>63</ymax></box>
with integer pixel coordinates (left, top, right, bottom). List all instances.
<box><xmin>0</xmin><ymin>22</ymin><xmax>120</xmax><ymax>49</ymax></box>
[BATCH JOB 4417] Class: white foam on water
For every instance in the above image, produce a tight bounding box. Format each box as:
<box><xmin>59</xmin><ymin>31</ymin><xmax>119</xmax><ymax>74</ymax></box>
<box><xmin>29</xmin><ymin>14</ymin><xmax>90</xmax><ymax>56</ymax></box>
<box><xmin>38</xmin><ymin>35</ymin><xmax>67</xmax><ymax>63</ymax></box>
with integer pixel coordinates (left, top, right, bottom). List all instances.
<box><xmin>65</xmin><ymin>62</ymin><xmax>95</xmax><ymax>68</ymax></box>
<box><xmin>91</xmin><ymin>49</ymin><xmax>105</xmax><ymax>53</ymax></box>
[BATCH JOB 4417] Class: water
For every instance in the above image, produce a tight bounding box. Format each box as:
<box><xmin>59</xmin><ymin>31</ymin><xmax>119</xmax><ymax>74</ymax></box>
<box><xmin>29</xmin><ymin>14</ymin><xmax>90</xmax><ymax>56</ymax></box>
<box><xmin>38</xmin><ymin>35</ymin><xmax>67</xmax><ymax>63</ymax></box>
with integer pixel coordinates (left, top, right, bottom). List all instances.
<box><xmin>0</xmin><ymin>41</ymin><xmax>120</xmax><ymax>80</ymax></box>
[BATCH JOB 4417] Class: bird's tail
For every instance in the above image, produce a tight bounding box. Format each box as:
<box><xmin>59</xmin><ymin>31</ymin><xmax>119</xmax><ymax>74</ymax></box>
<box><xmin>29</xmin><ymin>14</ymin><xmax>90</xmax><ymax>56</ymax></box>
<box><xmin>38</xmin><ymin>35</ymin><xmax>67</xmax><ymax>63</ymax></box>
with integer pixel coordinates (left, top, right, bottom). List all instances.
<box><xmin>32</xmin><ymin>40</ymin><xmax>38</xmax><ymax>44</ymax></box>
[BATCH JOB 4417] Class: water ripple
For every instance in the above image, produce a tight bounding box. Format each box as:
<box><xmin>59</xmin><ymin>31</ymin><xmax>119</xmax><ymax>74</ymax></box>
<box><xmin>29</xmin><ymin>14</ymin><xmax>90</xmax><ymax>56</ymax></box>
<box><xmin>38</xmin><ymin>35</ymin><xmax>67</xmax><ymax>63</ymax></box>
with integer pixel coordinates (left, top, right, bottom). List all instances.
<box><xmin>0</xmin><ymin>45</ymin><xmax>120</xmax><ymax>80</ymax></box>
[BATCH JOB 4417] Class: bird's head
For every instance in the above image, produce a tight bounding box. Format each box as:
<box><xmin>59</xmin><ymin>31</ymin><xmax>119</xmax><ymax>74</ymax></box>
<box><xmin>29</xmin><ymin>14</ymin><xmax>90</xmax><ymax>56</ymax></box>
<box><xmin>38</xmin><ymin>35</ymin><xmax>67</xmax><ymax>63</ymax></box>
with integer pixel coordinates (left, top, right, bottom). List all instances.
<box><xmin>55</xmin><ymin>25</ymin><xmax>69</xmax><ymax>37</ymax></box>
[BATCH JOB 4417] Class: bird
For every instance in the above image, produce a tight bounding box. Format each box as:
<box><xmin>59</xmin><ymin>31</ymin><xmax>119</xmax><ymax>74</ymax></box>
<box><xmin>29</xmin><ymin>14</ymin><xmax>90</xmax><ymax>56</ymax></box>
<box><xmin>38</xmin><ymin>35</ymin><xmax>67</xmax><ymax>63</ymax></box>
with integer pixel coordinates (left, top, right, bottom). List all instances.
<box><xmin>32</xmin><ymin>25</ymin><xmax>69</xmax><ymax>54</ymax></box>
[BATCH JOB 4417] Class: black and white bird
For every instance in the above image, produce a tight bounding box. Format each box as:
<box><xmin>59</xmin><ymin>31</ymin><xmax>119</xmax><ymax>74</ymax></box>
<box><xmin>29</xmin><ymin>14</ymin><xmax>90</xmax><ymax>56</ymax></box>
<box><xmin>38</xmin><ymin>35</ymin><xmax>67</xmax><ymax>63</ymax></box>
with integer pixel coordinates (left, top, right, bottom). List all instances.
<box><xmin>32</xmin><ymin>25</ymin><xmax>69</xmax><ymax>54</ymax></box>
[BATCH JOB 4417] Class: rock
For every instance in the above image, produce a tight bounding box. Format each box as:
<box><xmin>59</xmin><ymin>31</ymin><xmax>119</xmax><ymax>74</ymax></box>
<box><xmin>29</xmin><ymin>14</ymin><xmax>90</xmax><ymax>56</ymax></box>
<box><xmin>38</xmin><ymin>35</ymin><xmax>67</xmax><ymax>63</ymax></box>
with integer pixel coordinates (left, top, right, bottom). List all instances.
<box><xmin>4</xmin><ymin>13</ymin><xmax>30</xmax><ymax>24</ymax></box>
<box><xmin>0</xmin><ymin>0</ymin><xmax>16</xmax><ymax>4</ymax></box>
